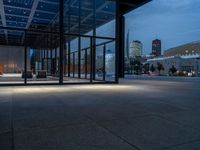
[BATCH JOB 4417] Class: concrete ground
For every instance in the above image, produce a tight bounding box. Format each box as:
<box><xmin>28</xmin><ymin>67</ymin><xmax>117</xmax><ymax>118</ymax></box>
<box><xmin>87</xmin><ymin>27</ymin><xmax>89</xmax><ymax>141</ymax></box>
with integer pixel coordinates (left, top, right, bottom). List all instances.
<box><xmin>0</xmin><ymin>79</ymin><xmax>200</xmax><ymax>150</ymax></box>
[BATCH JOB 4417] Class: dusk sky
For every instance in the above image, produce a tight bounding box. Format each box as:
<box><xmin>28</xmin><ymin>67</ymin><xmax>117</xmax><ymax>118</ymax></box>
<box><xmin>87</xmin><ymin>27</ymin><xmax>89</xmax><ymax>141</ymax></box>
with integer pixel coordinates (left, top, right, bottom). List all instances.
<box><xmin>125</xmin><ymin>0</ymin><xmax>200</xmax><ymax>55</ymax></box>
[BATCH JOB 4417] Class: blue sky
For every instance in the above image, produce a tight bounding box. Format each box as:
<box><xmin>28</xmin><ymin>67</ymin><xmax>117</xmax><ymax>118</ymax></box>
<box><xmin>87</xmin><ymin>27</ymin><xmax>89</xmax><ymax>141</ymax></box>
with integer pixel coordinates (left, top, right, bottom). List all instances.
<box><xmin>125</xmin><ymin>0</ymin><xmax>200</xmax><ymax>55</ymax></box>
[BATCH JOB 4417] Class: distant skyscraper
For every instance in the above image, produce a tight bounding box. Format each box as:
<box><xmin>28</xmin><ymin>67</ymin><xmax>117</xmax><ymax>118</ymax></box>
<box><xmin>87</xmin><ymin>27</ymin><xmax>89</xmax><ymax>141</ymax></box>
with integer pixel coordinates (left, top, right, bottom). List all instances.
<box><xmin>129</xmin><ymin>40</ymin><xmax>143</xmax><ymax>58</ymax></box>
<box><xmin>152</xmin><ymin>39</ymin><xmax>161</xmax><ymax>56</ymax></box>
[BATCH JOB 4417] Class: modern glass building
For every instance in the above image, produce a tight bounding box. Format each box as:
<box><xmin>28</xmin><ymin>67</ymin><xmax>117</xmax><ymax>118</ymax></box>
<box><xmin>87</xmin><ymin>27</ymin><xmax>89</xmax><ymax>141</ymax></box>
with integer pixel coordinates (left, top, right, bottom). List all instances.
<box><xmin>0</xmin><ymin>0</ymin><xmax>150</xmax><ymax>85</ymax></box>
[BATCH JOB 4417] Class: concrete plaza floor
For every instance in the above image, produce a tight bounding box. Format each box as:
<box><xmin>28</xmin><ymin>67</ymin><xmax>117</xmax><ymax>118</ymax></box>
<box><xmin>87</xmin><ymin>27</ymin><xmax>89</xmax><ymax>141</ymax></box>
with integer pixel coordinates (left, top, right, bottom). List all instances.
<box><xmin>0</xmin><ymin>79</ymin><xmax>200</xmax><ymax>150</ymax></box>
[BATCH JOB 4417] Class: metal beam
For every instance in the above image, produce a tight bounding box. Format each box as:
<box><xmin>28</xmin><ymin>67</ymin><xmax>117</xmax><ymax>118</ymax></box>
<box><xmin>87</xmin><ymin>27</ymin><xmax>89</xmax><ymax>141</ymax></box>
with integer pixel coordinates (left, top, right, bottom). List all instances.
<box><xmin>40</xmin><ymin>0</ymin><xmax>59</xmax><ymax>5</ymax></box>
<box><xmin>0</xmin><ymin>25</ymin><xmax>116</xmax><ymax>40</ymax></box>
<box><xmin>4</xmin><ymin>5</ymin><xmax>57</xmax><ymax>15</ymax></box>
<box><xmin>119</xmin><ymin>1</ymin><xmax>137</xmax><ymax>7</ymax></box>
<box><xmin>26</xmin><ymin>0</ymin><xmax>40</xmax><ymax>29</ymax></box>
<box><xmin>21</xmin><ymin>0</ymin><xmax>39</xmax><ymax>44</ymax></box>
<box><xmin>0</xmin><ymin>0</ymin><xmax>8</xmax><ymax>43</ymax></box>
<box><xmin>6</xmin><ymin>14</ymin><xmax>53</xmax><ymax>23</ymax></box>
<box><xmin>119</xmin><ymin>0</ymin><xmax>152</xmax><ymax>15</ymax></box>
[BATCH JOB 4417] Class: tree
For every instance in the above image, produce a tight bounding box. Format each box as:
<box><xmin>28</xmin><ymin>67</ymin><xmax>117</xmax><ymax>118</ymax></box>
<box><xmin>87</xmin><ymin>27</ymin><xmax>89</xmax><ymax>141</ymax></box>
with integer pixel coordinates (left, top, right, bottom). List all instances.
<box><xmin>157</xmin><ymin>62</ymin><xmax>164</xmax><ymax>75</ymax></box>
<box><xmin>150</xmin><ymin>64</ymin><xmax>156</xmax><ymax>73</ymax></box>
<box><xmin>143</xmin><ymin>63</ymin><xmax>150</xmax><ymax>74</ymax></box>
<box><xmin>131</xmin><ymin>59</ymin><xmax>141</xmax><ymax>75</ymax></box>
<box><xmin>169</xmin><ymin>65</ymin><xmax>177</xmax><ymax>75</ymax></box>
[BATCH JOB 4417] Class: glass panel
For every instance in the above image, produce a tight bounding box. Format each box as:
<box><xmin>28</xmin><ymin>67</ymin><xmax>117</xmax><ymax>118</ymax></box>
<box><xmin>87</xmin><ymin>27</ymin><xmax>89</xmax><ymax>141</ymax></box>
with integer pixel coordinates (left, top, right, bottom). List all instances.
<box><xmin>64</xmin><ymin>0</ymin><xmax>80</xmax><ymax>34</ymax></box>
<box><xmin>81</xmin><ymin>0</ymin><xmax>94</xmax><ymax>36</ymax></box>
<box><xmin>70</xmin><ymin>52</ymin><xmax>74</xmax><ymax>77</ymax></box>
<box><xmin>95</xmin><ymin>0</ymin><xmax>116</xmax><ymax>38</ymax></box>
<box><xmin>81</xmin><ymin>37</ymin><xmax>91</xmax><ymax>79</ymax></box>
<box><xmin>26</xmin><ymin>31</ymin><xmax>60</xmax><ymax>84</ymax></box>
<box><xmin>64</xmin><ymin>0</ymin><xmax>94</xmax><ymax>35</ymax></box>
<box><xmin>94</xmin><ymin>38</ymin><xmax>116</xmax><ymax>82</ymax></box>
<box><xmin>95</xmin><ymin>44</ymin><xmax>104</xmax><ymax>81</ymax></box>
<box><xmin>105</xmin><ymin>41</ymin><xmax>115</xmax><ymax>81</ymax></box>
<box><xmin>63</xmin><ymin>36</ymin><xmax>91</xmax><ymax>83</ymax></box>
<box><xmin>0</xmin><ymin>29</ymin><xmax>24</xmax><ymax>84</ymax></box>
<box><xmin>74</xmin><ymin>52</ymin><xmax>79</xmax><ymax>78</ymax></box>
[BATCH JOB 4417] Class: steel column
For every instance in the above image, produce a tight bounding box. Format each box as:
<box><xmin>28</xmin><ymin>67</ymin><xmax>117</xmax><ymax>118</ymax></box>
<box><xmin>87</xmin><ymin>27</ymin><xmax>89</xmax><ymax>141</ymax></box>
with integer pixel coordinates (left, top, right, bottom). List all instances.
<box><xmin>85</xmin><ymin>49</ymin><xmax>88</xmax><ymax>79</ymax></box>
<box><xmin>103</xmin><ymin>44</ymin><xmax>106</xmax><ymax>81</ymax></box>
<box><xmin>59</xmin><ymin>0</ymin><xmax>64</xmax><ymax>84</ymax></box>
<box><xmin>118</xmin><ymin>15</ymin><xmax>125</xmax><ymax>78</ymax></box>
<box><xmin>78</xmin><ymin>0</ymin><xmax>81</xmax><ymax>78</ymax></box>
<box><xmin>115</xmin><ymin>0</ymin><xmax>120</xmax><ymax>83</ymax></box>
<box><xmin>24</xmin><ymin>31</ymin><xmax>27</xmax><ymax>84</ymax></box>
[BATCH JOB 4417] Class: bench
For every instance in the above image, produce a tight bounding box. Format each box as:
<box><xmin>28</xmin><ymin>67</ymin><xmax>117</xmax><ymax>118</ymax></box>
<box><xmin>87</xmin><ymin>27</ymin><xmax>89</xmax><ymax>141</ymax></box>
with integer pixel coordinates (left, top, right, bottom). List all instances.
<box><xmin>22</xmin><ymin>70</ymin><xmax>33</xmax><ymax>78</ymax></box>
<box><xmin>36</xmin><ymin>70</ymin><xmax>47</xmax><ymax>78</ymax></box>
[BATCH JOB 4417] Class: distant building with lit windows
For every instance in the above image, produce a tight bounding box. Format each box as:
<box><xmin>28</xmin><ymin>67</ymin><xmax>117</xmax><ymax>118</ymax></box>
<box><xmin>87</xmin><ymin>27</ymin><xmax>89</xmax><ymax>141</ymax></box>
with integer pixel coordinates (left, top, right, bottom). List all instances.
<box><xmin>152</xmin><ymin>39</ymin><xmax>161</xmax><ymax>56</ymax></box>
<box><xmin>146</xmin><ymin>54</ymin><xmax>200</xmax><ymax>75</ymax></box>
<box><xmin>129</xmin><ymin>40</ymin><xmax>143</xmax><ymax>58</ymax></box>
<box><xmin>164</xmin><ymin>41</ymin><xmax>200</xmax><ymax>57</ymax></box>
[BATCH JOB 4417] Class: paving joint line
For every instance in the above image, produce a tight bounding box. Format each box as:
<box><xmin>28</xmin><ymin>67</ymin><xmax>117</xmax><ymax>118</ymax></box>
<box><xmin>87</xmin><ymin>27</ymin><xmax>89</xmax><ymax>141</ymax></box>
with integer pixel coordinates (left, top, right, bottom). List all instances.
<box><xmin>154</xmin><ymin>113</ymin><xmax>200</xmax><ymax>131</ymax></box>
<box><xmin>84</xmin><ymin>115</ymin><xmax>141</xmax><ymax>150</ymax></box>
<box><xmin>11</xmin><ymin>91</ymin><xmax>15</xmax><ymax>150</ymax></box>
<box><xmin>161</xmin><ymin>138</ymin><xmax>200</xmax><ymax>150</ymax></box>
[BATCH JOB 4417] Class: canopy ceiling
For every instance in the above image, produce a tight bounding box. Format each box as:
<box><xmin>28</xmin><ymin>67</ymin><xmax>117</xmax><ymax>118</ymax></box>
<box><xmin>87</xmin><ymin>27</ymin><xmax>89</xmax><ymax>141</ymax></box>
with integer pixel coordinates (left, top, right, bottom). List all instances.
<box><xmin>0</xmin><ymin>0</ymin><xmax>150</xmax><ymax>46</ymax></box>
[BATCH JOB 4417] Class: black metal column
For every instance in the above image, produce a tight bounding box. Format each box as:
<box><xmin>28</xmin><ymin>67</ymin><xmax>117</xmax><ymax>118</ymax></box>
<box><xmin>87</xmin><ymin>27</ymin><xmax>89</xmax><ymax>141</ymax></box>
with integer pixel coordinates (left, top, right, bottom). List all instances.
<box><xmin>68</xmin><ymin>42</ymin><xmax>71</xmax><ymax>77</ymax></box>
<box><xmin>78</xmin><ymin>0</ymin><xmax>81</xmax><ymax>78</ymax></box>
<box><xmin>90</xmin><ymin>37</ymin><xmax>93</xmax><ymax>83</ymax></box>
<box><xmin>103</xmin><ymin>44</ymin><xmax>106</xmax><ymax>81</ymax></box>
<box><xmin>92</xmin><ymin>0</ymin><xmax>96</xmax><ymax>80</ymax></box>
<box><xmin>118</xmin><ymin>15</ymin><xmax>125</xmax><ymax>78</ymax></box>
<box><xmin>67</xmin><ymin>0</ymin><xmax>71</xmax><ymax>78</ymax></box>
<box><xmin>24</xmin><ymin>32</ymin><xmax>27</xmax><ymax>84</ymax></box>
<box><xmin>85</xmin><ymin>49</ymin><xmax>87</xmax><ymax>79</ymax></box>
<box><xmin>46</xmin><ymin>35</ymin><xmax>49</xmax><ymax>72</ymax></box>
<box><xmin>59</xmin><ymin>0</ymin><xmax>64</xmax><ymax>84</ymax></box>
<box><xmin>73</xmin><ymin>52</ymin><xmax>75</xmax><ymax>78</ymax></box>
<box><xmin>55</xmin><ymin>42</ymin><xmax>57</xmax><ymax>76</ymax></box>
<box><xmin>63</xmin><ymin>42</ymin><xmax>67</xmax><ymax>76</ymax></box>
<box><xmin>78</xmin><ymin>37</ymin><xmax>81</xmax><ymax>78</ymax></box>
<box><xmin>50</xmin><ymin>30</ymin><xmax>53</xmax><ymax>74</ymax></box>
<box><xmin>115</xmin><ymin>0</ymin><xmax>120</xmax><ymax>83</ymax></box>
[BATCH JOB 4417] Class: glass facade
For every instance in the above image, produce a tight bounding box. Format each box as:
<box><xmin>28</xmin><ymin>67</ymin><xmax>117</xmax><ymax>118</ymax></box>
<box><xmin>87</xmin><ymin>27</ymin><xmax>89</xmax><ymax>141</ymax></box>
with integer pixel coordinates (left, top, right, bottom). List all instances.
<box><xmin>0</xmin><ymin>0</ymin><xmax>118</xmax><ymax>85</ymax></box>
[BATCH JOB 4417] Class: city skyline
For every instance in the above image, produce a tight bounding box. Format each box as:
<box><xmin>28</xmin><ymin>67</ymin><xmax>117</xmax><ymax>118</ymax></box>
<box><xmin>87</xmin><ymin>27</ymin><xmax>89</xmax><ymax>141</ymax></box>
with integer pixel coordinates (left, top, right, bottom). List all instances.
<box><xmin>125</xmin><ymin>0</ymin><xmax>200</xmax><ymax>55</ymax></box>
